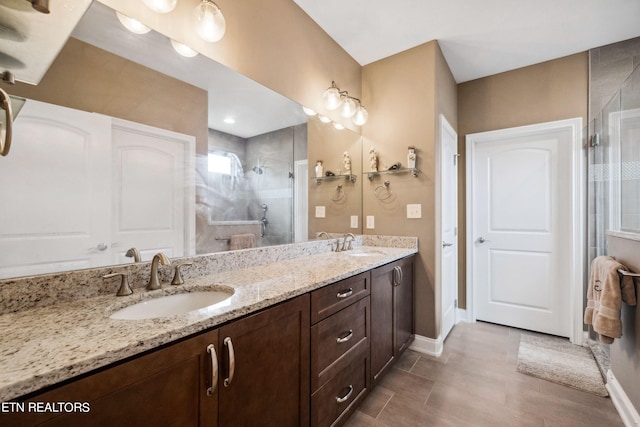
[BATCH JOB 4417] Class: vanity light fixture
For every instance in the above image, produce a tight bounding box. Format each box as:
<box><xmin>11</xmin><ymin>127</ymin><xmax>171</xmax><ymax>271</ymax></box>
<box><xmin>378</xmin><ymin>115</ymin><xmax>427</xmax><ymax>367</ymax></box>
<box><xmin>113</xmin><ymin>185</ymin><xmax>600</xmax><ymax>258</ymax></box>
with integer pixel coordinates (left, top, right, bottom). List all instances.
<box><xmin>223</xmin><ymin>117</ymin><xmax>235</xmax><ymax>124</ymax></box>
<box><xmin>142</xmin><ymin>0</ymin><xmax>177</xmax><ymax>14</ymax></box>
<box><xmin>170</xmin><ymin>39</ymin><xmax>198</xmax><ymax>57</ymax></box>
<box><xmin>318</xmin><ymin>115</ymin><xmax>332</xmax><ymax>124</ymax></box>
<box><xmin>333</xmin><ymin>122</ymin><xmax>345</xmax><ymax>130</ymax></box>
<box><xmin>116</xmin><ymin>12</ymin><xmax>152</xmax><ymax>35</ymax></box>
<box><xmin>194</xmin><ymin>0</ymin><xmax>226</xmax><ymax>43</ymax></box>
<box><xmin>322</xmin><ymin>81</ymin><xmax>368</xmax><ymax>126</ymax></box>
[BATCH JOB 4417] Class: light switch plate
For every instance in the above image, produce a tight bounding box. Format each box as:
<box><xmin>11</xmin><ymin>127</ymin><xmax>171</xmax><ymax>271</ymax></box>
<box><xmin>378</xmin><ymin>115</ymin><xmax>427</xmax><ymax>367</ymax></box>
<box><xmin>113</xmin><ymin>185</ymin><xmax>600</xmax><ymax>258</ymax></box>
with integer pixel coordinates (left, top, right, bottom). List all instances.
<box><xmin>315</xmin><ymin>206</ymin><xmax>326</xmax><ymax>218</ymax></box>
<box><xmin>407</xmin><ymin>204</ymin><xmax>422</xmax><ymax>219</ymax></box>
<box><xmin>350</xmin><ymin>215</ymin><xmax>358</xmax><ymax>228</ymax></box>
<box><xmin>366</xmin><ymin>215</ymin><xmax>375</xmax><ymax>229</ymax></box>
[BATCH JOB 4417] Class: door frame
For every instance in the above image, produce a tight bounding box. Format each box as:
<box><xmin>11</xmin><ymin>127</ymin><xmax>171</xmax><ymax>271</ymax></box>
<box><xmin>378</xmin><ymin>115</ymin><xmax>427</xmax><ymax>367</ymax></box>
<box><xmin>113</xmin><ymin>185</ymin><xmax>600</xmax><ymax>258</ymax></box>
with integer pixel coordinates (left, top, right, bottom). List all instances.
<box><xmin>465</xmin><ymin>118</ymin><xmax>585</xmax><ymax>344</ymax></box>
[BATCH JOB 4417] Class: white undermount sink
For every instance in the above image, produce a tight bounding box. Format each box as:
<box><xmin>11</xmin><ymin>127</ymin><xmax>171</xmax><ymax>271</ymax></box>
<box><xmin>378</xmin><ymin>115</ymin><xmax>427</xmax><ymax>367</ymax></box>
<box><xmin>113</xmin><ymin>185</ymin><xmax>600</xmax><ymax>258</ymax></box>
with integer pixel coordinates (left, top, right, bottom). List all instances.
<box><xmin>109</xmin><ymin>290</ymin><xmax>234</xmax><ymax>320</ymax></box>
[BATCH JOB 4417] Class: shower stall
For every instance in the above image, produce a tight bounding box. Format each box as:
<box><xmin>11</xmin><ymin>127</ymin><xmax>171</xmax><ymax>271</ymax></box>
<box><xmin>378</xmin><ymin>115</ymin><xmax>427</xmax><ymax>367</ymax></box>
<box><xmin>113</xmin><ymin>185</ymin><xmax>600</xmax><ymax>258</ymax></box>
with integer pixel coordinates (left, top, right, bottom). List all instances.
<box><xmin>196</xmin><ymin>124</ymin><xmax>307</xmax><ymax>254</ymax></box>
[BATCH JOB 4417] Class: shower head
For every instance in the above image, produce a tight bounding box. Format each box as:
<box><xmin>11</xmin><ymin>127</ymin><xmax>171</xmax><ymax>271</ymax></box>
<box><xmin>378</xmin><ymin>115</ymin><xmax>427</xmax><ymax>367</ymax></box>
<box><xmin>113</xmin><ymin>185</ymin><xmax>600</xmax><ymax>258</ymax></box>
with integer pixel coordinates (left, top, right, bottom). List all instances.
<box><xmin>252</xmin><ymin>166</ymin><xmax>264</xmax><ymax>174</ymax></box>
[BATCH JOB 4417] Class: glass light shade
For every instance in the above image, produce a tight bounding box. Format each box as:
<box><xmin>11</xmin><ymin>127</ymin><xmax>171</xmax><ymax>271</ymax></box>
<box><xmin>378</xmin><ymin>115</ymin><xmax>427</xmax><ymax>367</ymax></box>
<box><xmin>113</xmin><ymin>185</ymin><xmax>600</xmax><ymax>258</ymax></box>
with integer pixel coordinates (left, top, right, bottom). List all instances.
<box><xmin>352</xmin><ymin>106</ymin><xmax>368</xmax><ymax>126</ymax></box>
<box><xmin>322</xmin><ymin>86</ymin><xmax>342</xmax><ymax>110</ymax></box>
<box><xmin>142</xmin><ymin>0</ymin><xmax>177</xmax><ymax>13</ymax></box>
<box><xmin>170</xmin><ymin>39</ymin><xmax>198</xmax><ymax>57</ymax></box>
<box><xmin>116</xmin><ymin>12</ymin><xmax>151</xmax><ymax>34</ymax></box>
<box><xmin>195</xmin><ymin>0</ymin><xmax>226</xmax><ymax>43</ymax></box>
<box><xmin>340</xmin><ymin>97</ymin><xmax>357</xmax><ymax>118</ymax></box>
<box><xmin>333</xmin><ymin>122</ymin><xmax>345</xmax><ymax>130</ymax></box>
<box><xmin>302</xmin><ymin>106</ymin><xmax>317</xmax><ymax>116</ymax></box>
<box><xmin>318</xmin><ymin>115</ymin><xmax>331</xmax><ymax>123</ymax></box>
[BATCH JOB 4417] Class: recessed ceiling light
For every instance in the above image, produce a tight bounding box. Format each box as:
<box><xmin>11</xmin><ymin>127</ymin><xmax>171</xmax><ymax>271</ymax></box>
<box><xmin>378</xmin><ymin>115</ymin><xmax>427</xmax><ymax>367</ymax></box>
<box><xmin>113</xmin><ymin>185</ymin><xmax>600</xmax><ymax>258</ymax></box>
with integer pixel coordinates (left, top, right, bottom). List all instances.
<box><xmin>224</xmin><ymin>117</ymin><xmax>235</xmax><ymax>124</ymax></box>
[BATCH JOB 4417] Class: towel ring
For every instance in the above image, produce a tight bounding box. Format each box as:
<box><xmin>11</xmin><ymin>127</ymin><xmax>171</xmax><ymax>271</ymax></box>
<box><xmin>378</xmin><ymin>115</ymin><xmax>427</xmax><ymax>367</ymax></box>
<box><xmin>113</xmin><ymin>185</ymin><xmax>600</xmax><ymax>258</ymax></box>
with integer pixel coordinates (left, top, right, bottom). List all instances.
<box><xmin>374</xmin><ymin>180</ymin><xmax>392</xmax><ymax>201</ymax></box>
<box><xmin>332</xmin><ymin>184</ymin><xmax>346</xmax><ymax>202</ymax></box>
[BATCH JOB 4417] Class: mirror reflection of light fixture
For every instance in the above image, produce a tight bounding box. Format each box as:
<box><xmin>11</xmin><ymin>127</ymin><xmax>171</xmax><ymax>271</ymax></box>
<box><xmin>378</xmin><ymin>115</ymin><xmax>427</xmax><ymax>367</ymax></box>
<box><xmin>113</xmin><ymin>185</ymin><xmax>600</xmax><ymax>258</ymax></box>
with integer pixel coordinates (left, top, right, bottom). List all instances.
<box><xmin>116</xmin><ymin>12</ymin><xmax>152</xmax><ymax>34</ymax></box>
<box><xmin>194</xmin><ymin>0</ymin><xmax>226</xmax><ymax>43</ymax></box>
<box><xmin>142</xmin><ymin>0</ymin><xmax>177</xmax><ymax>14</ymax></box>
<box><xmin>170</xmin><ymin>39</ymin><xmax>198</xmax><ymax>57</ymax></box>
<box><xmin>322</xmin><ymin>81</ymin><xmax>368</xmax><ymax>126</ymax></box>
<box><xmin>302</xmin><ymin>106</ymin><xmax>317</xmax><ymax>116</ymax></box>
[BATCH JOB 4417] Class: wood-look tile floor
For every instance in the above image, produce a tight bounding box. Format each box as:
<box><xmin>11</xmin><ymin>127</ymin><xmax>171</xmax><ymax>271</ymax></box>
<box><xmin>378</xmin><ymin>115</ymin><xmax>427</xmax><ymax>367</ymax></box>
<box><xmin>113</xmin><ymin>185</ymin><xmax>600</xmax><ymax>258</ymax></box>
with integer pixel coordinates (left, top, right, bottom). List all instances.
<box><xmin>345</xmin><ymin>321</ymin><xmax>623</xmax><ymax>427</ymax></box>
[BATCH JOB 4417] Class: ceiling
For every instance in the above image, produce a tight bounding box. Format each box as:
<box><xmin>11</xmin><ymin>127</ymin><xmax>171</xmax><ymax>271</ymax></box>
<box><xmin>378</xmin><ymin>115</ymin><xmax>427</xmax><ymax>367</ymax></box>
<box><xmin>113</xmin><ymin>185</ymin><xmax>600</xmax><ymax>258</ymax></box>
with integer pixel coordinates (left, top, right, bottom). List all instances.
<box><xmin>293</xmin><ymin>0</ymin><xmax>640</xmax><ymax>83</ymax></box>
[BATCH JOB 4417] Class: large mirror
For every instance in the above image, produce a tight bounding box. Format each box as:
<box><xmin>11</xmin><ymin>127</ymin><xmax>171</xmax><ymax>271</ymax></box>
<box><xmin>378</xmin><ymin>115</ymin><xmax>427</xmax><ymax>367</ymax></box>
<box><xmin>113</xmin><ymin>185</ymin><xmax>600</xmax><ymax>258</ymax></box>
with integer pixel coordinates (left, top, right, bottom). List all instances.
<box><xmin>0</xmin><ymin>1</ymin><xmax>362</xmax><ymax>279</ymax></box>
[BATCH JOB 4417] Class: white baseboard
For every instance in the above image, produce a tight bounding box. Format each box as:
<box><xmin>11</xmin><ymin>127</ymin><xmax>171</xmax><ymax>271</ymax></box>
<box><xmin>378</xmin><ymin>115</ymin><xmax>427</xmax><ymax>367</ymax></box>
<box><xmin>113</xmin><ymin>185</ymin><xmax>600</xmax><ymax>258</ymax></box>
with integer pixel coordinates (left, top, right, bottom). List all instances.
<box><xmin>409</xmin><ymin>334</ymin><xmax>443</xmax><ymax>357</ymax></box>
<box><xmin>456</xmin><ymin>308</ymin><xmax>469</xmax><ymax>323</ymax></box>
<box><xmin>607</xmin><ymin>370</ymin><xmax>640</xmax><ymax>427</ymax></box>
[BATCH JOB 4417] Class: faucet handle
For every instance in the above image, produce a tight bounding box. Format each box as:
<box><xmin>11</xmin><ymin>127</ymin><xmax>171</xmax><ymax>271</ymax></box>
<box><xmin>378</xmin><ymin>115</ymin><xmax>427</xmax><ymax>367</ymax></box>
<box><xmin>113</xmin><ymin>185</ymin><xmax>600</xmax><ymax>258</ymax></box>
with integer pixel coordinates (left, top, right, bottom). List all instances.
<box><xmin>171</xmin><ymin>262</ymin><xmax>193</xmax><ymax>286</ymax></box>
<box><xmin>103</xmin><ymin>273</ymin><xmax>133</xmax><ymax>296</ymax></box>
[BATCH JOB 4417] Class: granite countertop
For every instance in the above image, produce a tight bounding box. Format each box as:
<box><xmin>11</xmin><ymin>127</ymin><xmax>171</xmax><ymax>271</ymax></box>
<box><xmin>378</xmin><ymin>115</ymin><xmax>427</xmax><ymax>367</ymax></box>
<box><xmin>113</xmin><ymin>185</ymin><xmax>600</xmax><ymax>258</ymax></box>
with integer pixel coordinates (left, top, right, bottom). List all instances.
<box><xmin>0</xmin><ymin>245</ymin><xmax>416</xmax><ymax>402</ymax></box>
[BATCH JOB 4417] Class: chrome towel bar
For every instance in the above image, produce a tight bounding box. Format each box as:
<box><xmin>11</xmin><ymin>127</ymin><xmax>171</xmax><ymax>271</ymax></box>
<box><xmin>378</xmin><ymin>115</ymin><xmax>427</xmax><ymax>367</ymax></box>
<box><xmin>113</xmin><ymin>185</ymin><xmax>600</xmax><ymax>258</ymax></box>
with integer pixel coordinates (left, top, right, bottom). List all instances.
<box><xmin>617</xmin><ymin>269</ymin><xmax>640</xmax><ymax>278</ymax></box>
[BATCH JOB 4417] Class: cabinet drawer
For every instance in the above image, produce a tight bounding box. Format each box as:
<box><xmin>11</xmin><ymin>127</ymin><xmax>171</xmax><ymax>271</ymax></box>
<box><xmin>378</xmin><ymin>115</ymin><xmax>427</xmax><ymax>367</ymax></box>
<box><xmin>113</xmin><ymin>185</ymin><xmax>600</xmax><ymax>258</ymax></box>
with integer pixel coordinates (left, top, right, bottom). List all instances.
<box><xmin>311</xmin><ymin>296</ymin><xmax>369</xmax><ymax>391</ymax></box>
<box><xmin>311</xmin><ymin>271</ymin><xmax>370</xmax><ymax>324</ymax></box>
<box><xmin>311</xmin><ymin>347</ymin><xmax>369</xmax><ymax>427</ymax></box>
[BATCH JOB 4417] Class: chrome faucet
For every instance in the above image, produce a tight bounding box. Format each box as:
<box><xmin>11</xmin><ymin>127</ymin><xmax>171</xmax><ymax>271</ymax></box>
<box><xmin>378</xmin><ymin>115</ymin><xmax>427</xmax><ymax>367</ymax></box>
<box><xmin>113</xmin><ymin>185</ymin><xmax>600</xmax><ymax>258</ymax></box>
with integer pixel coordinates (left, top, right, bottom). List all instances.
<box><xmin>146</xmin><ymin>252</ymin><xmax>170</xmax><ymax>290</ymax></box>
<box><xmin>125</xmin><ymin>247</ymin><xmax>141</xmax><ymax>263</ymax></box>
<box><xmin>341</xmin><ymin>233</ymin><xmax>356</xmax><ymax>251</ymax></box>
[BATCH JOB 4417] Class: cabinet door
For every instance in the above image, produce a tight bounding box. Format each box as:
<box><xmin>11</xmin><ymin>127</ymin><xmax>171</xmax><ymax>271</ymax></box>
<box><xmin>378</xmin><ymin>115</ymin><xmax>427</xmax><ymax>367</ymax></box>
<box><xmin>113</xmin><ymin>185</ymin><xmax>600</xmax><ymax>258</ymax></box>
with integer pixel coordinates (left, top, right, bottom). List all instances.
<box><xmin>395</xmin><ymin>257</ymin><xmax>414</xmax><ymax>355</ymax></box>
<box><xmin>2</xmin><ymin>329</ymin><xmax>219</xmax><ymax>427</ymax></box>
<box><xmin>218</xmin><ymin>295</ymin><xmax>310</xmax><ymax>427</ymax></box>
<box><xmin>370</xmin><ymin>262</ymin><xmax>395</xmax><ymax>384</ymax></box>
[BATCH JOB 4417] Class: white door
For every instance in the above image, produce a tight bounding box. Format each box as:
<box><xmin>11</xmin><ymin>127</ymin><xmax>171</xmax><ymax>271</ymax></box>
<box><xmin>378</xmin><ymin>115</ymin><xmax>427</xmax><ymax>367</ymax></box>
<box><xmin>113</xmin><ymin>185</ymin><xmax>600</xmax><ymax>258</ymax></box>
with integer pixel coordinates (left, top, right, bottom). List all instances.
<box><xmin>469</xmin><ymin>122</ymin><xmax>576</xmax><ymax>338</ymax></box>
<box><xmin>0</xmin><ymin>99</ymin><xmax>111</xmax><ymax>279</ymax></box>
<box><xmin>111</xmin><ymin>119</ymin><xmax>195</xmax><ymax>263</ymax></box>
<box><xmin>440</xmin><ymin>115</ymin><xmax>458</xmax><ymax>340</ymax></box>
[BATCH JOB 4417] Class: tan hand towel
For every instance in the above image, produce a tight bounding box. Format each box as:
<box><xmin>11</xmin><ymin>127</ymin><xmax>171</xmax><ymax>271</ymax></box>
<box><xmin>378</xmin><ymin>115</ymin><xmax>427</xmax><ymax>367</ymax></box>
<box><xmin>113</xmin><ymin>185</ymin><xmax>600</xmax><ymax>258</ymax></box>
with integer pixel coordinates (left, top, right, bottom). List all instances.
<box><xmin>584</xmin><ymin>256</ymin><xmax>636</xmax><ymax>344</ymax></box>
<box><xmin>229</xmin><ymin>233</ymin><xmax>256</xmax><ymax>250</ymax></box>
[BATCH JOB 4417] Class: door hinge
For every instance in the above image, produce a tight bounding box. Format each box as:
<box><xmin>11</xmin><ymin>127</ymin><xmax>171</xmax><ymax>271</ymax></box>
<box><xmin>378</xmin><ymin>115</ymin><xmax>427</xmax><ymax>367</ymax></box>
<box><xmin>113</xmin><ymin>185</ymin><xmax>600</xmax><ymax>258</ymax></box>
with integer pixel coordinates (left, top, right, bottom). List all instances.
<box><xmin>454</xmin><ymin>227</ymin><xmax>457</xmax><ymax>237</ymax></box>
<box><xmin>454</xmin><ymin>299</ymin><xmax>458</xmax><ymax>308</ymax></box>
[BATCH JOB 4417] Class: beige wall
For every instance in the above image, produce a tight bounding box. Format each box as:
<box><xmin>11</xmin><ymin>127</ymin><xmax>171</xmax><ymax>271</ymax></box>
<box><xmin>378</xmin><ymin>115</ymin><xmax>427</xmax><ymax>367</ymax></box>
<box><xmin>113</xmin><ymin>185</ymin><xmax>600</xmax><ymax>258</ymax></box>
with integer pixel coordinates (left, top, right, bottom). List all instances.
<box><xmin>10</xmin><ymin>38</ymin><xmax>209</xmax><ymax>152</ymax></box>
<box><xmin>361</xmin><ymin>41</ymin><xmax>457</xmax><ymax>339</ymax></box>
<box><xmin>456</xmin><ymin>52</ymin><xmax>589</xmax><ymax>309</ymax></box>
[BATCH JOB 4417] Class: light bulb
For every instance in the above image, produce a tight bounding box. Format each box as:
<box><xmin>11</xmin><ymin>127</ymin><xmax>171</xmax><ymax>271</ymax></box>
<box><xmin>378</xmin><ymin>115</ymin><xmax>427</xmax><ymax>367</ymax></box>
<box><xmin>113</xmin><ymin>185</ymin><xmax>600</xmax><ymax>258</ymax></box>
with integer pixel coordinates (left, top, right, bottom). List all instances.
<box><xmin>116</xmin><ymin>12</ymin><xmax>151</xmax><ymax>34</ymax></box>
<box><xmin>322</xmin><ymin>83</ymin><xmax>342</xmax><ymax>110</ymax></box>
<box><xmin>318</xmin><ymin>115</ymin><xmax>331</xmax><ymax>123</ymax></box>
<box><xmin>195</xmin><ymin>0</ymin><xmax>226</xmax><ymax>43</ymax></box>
<box><xmin>302</xmin><ymin>106</ymin><xmax>317</xmax><ymax>116</ymax></box>
<box><xmin>142</xmin><ymin>0</ymin><xmax>177</xmax><ymax>14</ymax></box>
<box><xmin>352</xmin><ymin>105</ymin><xmax>368</xmax><ymax>126</ymax></box>
<box><xmin>340</xmin><ymin>97</ymin><xmax>357</xmax><ymax>118</ymax></box>
<box><xmin>170</xmin><ymin>39</ymin><xmax>198</xmax><ymax>57</ymax></box>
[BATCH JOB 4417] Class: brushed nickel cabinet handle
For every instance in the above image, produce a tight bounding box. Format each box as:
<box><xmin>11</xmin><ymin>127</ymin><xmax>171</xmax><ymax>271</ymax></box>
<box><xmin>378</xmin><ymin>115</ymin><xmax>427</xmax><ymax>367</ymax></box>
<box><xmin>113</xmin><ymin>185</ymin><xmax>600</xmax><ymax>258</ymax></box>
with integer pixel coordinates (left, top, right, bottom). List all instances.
<box><xmin>224</xmin><ymin>337</ymin><xmax>235</xmax><ymax>387</ymax></box>
<box><xmin>336</xmin><ymin>330</ymin><xmax>354</xmax><ymax>343</ymax></box>
<box><xmin>336</xmin><ymin>288</ymin><xmax>353</xmax><ymax>299</ymax></box>
<box><xmin>398</xmin><ymin>266</ymin><xmax>403</xmax><ymax>286</ymax></box>
<box><xmin>206</xmin><ymin>344</ymin><xmax>218</xmax><ymax>396</ymax></box>
<box><xmin>336</xmin><ymin>385</ymin><xmax>354</xmax><ymax>403</ymax></box>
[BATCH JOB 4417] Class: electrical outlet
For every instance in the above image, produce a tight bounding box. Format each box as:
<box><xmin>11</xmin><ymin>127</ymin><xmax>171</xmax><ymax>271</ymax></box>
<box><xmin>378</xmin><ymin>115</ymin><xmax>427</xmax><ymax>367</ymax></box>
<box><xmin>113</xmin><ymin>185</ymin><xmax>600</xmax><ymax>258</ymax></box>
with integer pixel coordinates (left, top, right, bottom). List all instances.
<box><xmin>350</xmin><ymin>215</ymin><xmax>358</xmax><ymax>228</ymax></box>
<box><xmin>407</xmin><ymin>204</ymin><xmax>422</xmax><ymax>219</ymax></box>
<box><xmin>315</xmin><ymin>206</ymin><xmax>326</xmax><ymax>218</ymax></box>
<box><xmin>366</xmin><ymin>215</ymin><xmax>375</xmax><ymax>229</ymax></box>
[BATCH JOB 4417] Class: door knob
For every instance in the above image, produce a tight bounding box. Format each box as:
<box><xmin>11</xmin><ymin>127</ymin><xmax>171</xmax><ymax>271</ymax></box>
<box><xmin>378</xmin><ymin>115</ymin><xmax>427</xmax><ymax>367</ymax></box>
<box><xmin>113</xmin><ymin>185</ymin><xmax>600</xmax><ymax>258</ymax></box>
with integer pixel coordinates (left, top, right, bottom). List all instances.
<box><xmin>442</xmin><ymin>241</ymin><xmax>453</xmax><ymax>247</ymax></box>
<box><xmin>476</xmin><ymin>237</ymin><xmax>485</xmax><ymax>244</ymax></box>
<box><xmin>96</xmin><ymin>243</ymin><xmax>108</xmax><ymax>251</ymax></box>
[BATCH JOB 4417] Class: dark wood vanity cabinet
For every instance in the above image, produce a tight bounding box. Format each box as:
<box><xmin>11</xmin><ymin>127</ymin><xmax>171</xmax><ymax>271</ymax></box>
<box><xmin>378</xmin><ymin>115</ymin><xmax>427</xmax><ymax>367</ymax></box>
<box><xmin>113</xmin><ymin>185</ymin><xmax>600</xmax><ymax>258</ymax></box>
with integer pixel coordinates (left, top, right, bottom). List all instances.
<box><xmin>310</xmin><ymin>271</ymin><xmax>371</xmax><ymax>427</ymax></box>
<box><xmin>4</xmin><ymin>295</ymin><xmax>310</xmax><ymax>427</ymax></box>
<box><xmin>370</xmin><ymin>256</ymin><xmax>414</xmax><ymax>386</ymax></box>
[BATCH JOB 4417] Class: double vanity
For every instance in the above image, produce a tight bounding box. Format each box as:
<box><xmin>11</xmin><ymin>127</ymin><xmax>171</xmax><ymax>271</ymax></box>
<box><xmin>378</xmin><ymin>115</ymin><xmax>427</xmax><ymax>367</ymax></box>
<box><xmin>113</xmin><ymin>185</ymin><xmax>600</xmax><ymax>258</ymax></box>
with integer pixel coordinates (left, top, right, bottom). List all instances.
<box><xmin>0</xmin><ymin>235</ymin><xmax>417</xmax><ymax>426</ymax></box>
